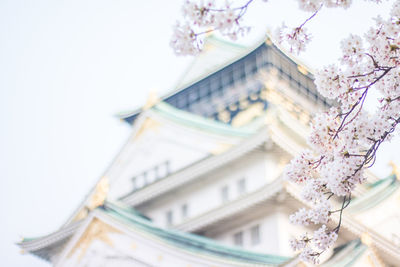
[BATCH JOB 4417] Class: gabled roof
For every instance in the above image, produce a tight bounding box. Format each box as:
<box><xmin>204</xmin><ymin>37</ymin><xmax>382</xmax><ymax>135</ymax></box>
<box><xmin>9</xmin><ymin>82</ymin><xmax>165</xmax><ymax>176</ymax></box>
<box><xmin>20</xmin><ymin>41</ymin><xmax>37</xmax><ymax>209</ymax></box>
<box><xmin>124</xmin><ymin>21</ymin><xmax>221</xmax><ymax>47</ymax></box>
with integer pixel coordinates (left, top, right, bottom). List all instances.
<box><xmin>173</xmin><ymin>35</ymin><xmax>249</xmax><ymax>89</ymax></box>
<box><xmin>62</xmin><ymin>101</ymin><xmax>256</xmax><ymax>227</ymax></box>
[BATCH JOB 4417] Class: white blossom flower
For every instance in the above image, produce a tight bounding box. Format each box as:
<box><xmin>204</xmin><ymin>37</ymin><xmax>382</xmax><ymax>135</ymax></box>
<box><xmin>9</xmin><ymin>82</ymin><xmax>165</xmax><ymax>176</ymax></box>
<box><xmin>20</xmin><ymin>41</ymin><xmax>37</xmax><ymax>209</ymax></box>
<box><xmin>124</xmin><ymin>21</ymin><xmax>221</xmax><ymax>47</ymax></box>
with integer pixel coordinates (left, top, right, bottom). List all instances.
<box><xmin>289</xmin><ymin>208</ymin><xmax>310</xmax><ymax>225</ymax></box>
<box><xmin>289</xmin><ymin>233</ymin><xmax>310</xmax><ymax>251</ymax></box>
<box><xmin>275</xmin><ymin>23</ymin><xmax>312</xmax><ymax>54</ymax></box>
<box><xmin>313</xmin><ymin>225</ymin><xmax>338</xmax><ymax>250</ymax></box>
<box><xmin>170</xmin><ymin>22</ymin><xmax>201</xmax><ymax>56</ymax></box>
<box><xmin>299</xmin><ymin>246</ymin><xmax>320</xmax><ymax>265</ymax></box>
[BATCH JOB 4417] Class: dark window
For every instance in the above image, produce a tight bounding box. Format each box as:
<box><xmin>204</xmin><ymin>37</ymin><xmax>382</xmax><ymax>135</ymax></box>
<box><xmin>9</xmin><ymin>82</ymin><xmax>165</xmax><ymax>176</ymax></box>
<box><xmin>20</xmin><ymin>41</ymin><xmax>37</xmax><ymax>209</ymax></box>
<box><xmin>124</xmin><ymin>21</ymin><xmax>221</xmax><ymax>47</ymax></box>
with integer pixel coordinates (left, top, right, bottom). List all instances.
<box><xmin>227</xmin><ymin>70</ymin><xmax>234</xmax><ymax>85</ymax></box>
<box><xmin>132</xmin><ymin>177</ymin><xmax>137</xmax><ymax>190</ymax></box>
<box><xmin>251</xmin><ymin>225</ymin><xmax>261</xmax><ymax>245</ymax></box>
<box><xmin>166</xmin><ymin>210</ymin><xmax>173</xmax><ymax>226</ymax></box>
<box><xmin>142</xmin><ymin>171</ymin><xmax>148</xmax><ymax>186</ymax></box>
<box><xmin>221</xmin><ymin>185</ymin><xmax>229</xmax><ymax>203</ymax></box>
<box><xmin>154</xmin><ymin>165</ymin><xmax>159</xmax><ymax>180</ymax></box>
<box><xmin>238</xmin><ymin>178</ymin><xmax>246</xmax><ymax>195</ymax></box>
<box><xmin>181</xmin><ymin>204</ymin><xmax>188</xmax><ymax>219</ymax></box>
<box><xmin>189</xmin><ymin>91</ymin><xmax>198</xmax><ymax>102</ymax></box>
<box><xmin>177</xmin><ymin>95</ymin><xmax>187</xmax><ymax>108</ymax></box>
<box><xmin>234</xmin><ymin>232</ymin><xmax>243</xmax><ymax>246</ymax></box>
<box><xmin>210</xmin><ymin>78</ymin><xmax>220</xmax><ymax>93</ymax></box>
<box><xmin>240</xmin><ymin>66</ymin><xmax>246</xmax><ymax>80</ymax></box>
<box><xmin>166</xmin><ymin>160</ymin><xmax>171</xmax><ymax>175</ymax></box>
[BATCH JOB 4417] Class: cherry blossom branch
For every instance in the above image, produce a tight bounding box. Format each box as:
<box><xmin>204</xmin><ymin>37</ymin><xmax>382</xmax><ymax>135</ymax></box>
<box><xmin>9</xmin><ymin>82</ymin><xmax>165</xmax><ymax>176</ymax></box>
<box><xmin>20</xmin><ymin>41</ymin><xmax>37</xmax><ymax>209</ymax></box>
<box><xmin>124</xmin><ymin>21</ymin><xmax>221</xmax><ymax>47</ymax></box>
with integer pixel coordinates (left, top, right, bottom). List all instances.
<box><xmin>171</xmin><ymin>0</ymin><xmax>364</xmax><ymax>56</ymax></box>
<box><xmin>275</xmin><ymin>6</ymin><xmax>323</xmax><ymax>54</ymax></box>
<box><xmin>332</xmin><ymin>194</ymin><xmax>351</xmax><ymax>233</ymax></box>
<box><xmin>207</xmin><ymin>0</ymin><xmax>255</xmax><ymax>12</ymax></box>
<box><xmin>173</xmin><ymin>0</ymin><xmax>400</xmax><ymax>264</ymax></box>
<box><xmin>298</xmin><ymin>4</ymin><xmax>322</xmax><ymax>28</ymax></box>
<box><xmin>286</xmin><ymin>2</ymin><xmax>400</xmax><ymax>262</ymax></box>
<box><xmin>170</xmin><ymin>0</ymin><xmax>256</xmax><ymax>55</ymax></box>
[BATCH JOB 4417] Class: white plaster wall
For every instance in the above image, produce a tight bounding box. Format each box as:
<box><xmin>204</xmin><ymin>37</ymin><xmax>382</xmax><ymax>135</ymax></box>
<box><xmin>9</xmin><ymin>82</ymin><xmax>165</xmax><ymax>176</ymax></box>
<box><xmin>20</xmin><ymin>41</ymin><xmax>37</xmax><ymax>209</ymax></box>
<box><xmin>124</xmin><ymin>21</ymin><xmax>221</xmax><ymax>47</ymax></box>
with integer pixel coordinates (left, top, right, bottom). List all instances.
<box><xmin>211</xmin><ymin>213</ymin><xmax>282</xmax><ymax>255</ymax></box>
<box><xmin>108</xmin><ymin>118</ymin><xmax>244</xmax><ymax>199</ymax></box>
<box><xmin>206</xmin><ymin>209</ymin><xmax>310</xmax><ymax>257</ymax></box>
<box><xmin>138</xmin><ymin>149</ymin><xmax>285</xmax><ymax>228</ymax></box>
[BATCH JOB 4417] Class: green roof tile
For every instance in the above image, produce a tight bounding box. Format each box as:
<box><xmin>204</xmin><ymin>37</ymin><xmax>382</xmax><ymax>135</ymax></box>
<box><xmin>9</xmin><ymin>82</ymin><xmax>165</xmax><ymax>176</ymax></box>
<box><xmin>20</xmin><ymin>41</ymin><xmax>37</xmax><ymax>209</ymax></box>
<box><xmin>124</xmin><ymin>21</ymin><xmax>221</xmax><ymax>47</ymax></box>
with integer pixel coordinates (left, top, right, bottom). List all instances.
<box><xmin>152</xmin><ymin>102</ymin><xmax>257</xmax><ymax>138</ymax></box>
<box><xmin>100</xmin><ymin>201</ymin><xmax>290</xmax><ymax>266</ymax></box>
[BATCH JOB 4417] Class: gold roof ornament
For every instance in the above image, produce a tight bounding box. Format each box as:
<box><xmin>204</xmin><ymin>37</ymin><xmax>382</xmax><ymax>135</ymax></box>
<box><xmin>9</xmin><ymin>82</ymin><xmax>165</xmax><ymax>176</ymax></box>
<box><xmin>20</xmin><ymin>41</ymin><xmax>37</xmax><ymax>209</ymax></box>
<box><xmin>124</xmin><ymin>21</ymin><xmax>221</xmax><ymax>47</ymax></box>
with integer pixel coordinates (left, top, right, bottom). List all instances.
<box><xmin>88</xmin><ymin>177</ymin><xmax>109</xmax><ymax>210</ymax></box>
<box><xmin>73</xmin><ymin>208</ymin><xmax>89</xmax><ymax>222</ymax></box>
<box><xmin>205</xmin><ymin>27</ymin><xmax>213</xmax><ymax>37</ymax></box>
<box><xmin>210</xmin><ymin>143</ymin><xmax>232</xmax><ymax>155</ymax></box>
<box><xmin>389</xmin><ymin>161</ymin><xmax>400</xmax><ymax>180</ymax></box>
<box><xmin>218</xmin><ymin>110</ymin><xmax>231</xmax><ymax>123</ymax></box>
<box><xmin>133</xmin><ymin>117</ymin><xmax>161</xmax><ymax>141</ymax></box>
<box><xmin>361</xmin><ymin>232</ymin><xmax>373</xmax><ymax>246</ymax></box>
<box><xmin>202</xmin><ymin>28</ymin><xmax>216</xmax><ymax>51</ymax></box>
<box><xmin>143</xmin><ymin>89</ymin><xmax>160</xmax><ymax>110</ymax></box>
<box><xmin>231</xmin><ymin>102</ymin><xmax>264</xmax><ymax>127</ymax></box>
<box><xmin>265</xmin><ymin>36</ymin><xmax>273</xmax><ymax>46</ymax></box>
<box><xmin>297</xmin><ymin>65</ymin><xmax>308</xmax><ymax>75</ymax></box>
<box><xmin>69</xmin><ymin>218</ymin><xmax>120</xmax><ymax>260</ymax></box>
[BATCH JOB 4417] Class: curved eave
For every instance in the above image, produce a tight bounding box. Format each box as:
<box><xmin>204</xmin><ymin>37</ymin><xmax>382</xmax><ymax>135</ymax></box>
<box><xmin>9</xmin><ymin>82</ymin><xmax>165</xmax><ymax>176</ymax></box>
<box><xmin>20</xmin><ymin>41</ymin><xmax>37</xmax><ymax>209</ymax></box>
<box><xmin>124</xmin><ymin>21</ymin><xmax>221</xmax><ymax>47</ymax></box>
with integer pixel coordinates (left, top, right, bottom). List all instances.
<box><xmin>17</xmin><ymin>220</ymin><xmax>82</xmax><ymax>262</ymax></box>
<box><xmin>117</xmin><ymin>108</ymin><xmax>141</xmax><ymax>124</ymax></box>
<box><xmin>151</xmin><ymin>102</ymin><xmax>256</xmax><ymax>138</ymax></box>
<box><xmin>99</xmin><ymin>202</ymin><xmax>291</xmax><ymax>266</ymax></box>
<box><xmin>348</xmin><ymin>174</ymin><xmax>399</xmax><ymax>213</ymax></box>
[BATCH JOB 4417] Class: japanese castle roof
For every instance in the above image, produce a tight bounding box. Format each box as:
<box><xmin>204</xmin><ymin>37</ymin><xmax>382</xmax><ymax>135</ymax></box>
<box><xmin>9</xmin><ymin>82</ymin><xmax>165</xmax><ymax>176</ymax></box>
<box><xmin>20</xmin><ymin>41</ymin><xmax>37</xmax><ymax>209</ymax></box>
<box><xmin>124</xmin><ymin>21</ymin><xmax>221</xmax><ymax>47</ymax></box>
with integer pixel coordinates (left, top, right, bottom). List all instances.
<box><xmin>99</xmin><ymin>201</ymin><xmax>290</xmax><ymax>266</ymax></box>
<box><xmin>19</xmin><ymin>201</ymin><xmax>290</xmax><ymax>266</ymax></box>
<box><xmin>118</xmin><ymin>34</ymin><xmax>320</xmax><ymax>125</ymax></box>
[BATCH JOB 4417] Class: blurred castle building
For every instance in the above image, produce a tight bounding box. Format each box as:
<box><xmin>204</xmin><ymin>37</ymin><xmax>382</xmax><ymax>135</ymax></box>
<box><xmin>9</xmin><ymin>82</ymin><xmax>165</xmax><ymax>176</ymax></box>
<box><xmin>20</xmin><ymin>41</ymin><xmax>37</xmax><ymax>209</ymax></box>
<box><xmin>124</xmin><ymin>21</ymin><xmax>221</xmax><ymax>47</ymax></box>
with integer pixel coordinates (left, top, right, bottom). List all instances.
<box><xmin>19</xmin><ymin>35</ymin><xmax>400</xmax><ymax>266</ymax></box>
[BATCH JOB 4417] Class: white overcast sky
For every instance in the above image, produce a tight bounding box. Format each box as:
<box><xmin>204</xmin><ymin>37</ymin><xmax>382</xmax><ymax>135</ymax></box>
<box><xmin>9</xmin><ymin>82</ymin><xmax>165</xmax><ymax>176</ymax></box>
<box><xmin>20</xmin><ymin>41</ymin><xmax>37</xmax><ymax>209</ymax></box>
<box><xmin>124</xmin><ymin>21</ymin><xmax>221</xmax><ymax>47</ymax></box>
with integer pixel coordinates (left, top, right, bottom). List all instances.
<box><xmin>0</xmin><ymin>0</ymin><xmax>398</xmax><ymax>266</ymax></box>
